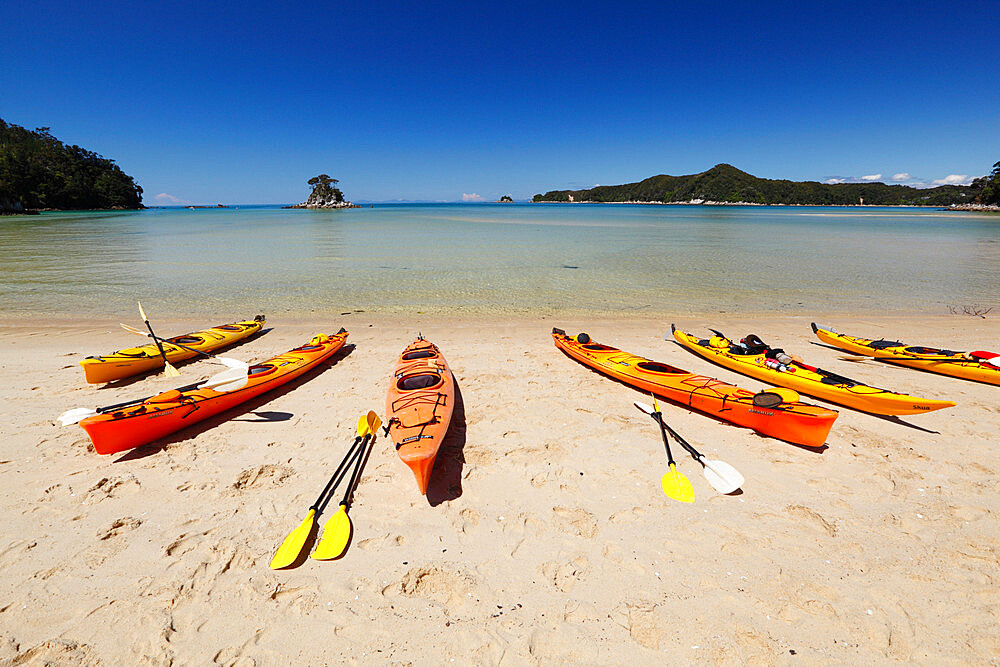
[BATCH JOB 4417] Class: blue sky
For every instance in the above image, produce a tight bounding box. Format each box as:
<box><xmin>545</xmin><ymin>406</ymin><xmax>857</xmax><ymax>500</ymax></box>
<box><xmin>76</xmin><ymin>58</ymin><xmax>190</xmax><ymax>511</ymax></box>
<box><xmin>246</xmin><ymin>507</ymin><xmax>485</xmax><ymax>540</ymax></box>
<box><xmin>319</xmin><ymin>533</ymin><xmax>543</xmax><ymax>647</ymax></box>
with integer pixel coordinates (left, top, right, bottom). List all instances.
<box><xmin>2</xmin><ymin>1</ymin><xmax>997</xmax><ymax>203</ymax></box>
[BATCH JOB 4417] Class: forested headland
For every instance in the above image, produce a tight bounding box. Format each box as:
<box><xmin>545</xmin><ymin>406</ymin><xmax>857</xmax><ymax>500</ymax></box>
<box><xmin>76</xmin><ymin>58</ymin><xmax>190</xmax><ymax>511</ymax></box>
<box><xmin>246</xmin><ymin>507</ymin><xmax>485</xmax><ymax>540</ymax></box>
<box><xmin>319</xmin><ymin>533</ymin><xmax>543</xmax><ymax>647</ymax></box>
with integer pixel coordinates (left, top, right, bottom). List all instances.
<box><xmin>0</xmin><ymin>119</ymin><xmax>143</xmax><ymax>213</ymax></box>
<box><xmin>532</xmin><ymin>164</ymin><xmax>991</xmax><ymax>206</ymax></box>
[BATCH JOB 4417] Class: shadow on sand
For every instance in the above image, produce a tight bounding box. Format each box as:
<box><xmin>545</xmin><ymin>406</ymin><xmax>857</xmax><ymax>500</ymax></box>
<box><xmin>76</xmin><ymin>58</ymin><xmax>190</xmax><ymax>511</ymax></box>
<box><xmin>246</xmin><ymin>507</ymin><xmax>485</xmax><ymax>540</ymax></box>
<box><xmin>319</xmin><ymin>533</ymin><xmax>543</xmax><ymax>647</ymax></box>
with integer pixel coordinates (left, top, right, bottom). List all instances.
<box><xmin>425</xmin><ymin>380</ymin><xmax>467</xmax><ymax>506</ymax></box>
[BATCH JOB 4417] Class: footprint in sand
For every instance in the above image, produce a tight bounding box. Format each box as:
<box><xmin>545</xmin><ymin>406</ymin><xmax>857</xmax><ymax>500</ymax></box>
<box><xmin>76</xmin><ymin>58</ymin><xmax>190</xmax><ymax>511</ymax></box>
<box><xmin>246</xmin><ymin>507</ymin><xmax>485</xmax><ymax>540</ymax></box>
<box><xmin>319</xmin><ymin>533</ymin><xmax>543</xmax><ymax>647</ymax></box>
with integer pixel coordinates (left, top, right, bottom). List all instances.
<box><xmin>384</xmin><ymin>566</ymin><xmax>478</xmax><ymax>608</ymax></box>
<box><xmin>230</xmin><ymin>464</ymin><xmax>293</xmax><ymax>492</ymax></box>
<box><xmin>528</xmin><ymin>626</ymin><xmax>599</xmax><ymax>663</ymax></box>
<box><xmin>7</xmin><ymin>639</ymin><xmax>93</xmax><ymax>665</ymax></box>
<box><xmin>463</xmin><ymin>447</ymin><xmax>497</xmax><ymax>466</ymax></box>
<box><xmin>530</xmin><ymin>472</ymin><xmax>550</xmax><ymax>488</ymax></box>
<box><xmin>39</xmin><ymin>483</ymin><xmax>73</xmax><ymax>502</ymax></box>
<box><xmin>454</xmin><ymin>507</ymin><xmax>482</xmax><ymax>534</ymax></box>
<box><xmin>785</xmin><ymin>504</ymin><xmax>837</xmax><ymax>537</ymax></box>
<box><xmin>97</xmin><ymin>517</ymin><xmax>142</xmax><ymax>541</ymax></box>
<box><xmin>356</xmin><ymin>533</ymin><xmax>406</xmax><ymax>550</ymax></box>
<box><xmin>622</xmin><ymin>600</ymin><xmax>675</xmax><ymax>650</ymax></box>
<box><xmin>83</xmin><ymin>474</ymin><xmax>140</xmax><ymax>504</ymax></box>
<box><xmin>552</xmin><ymin>506</ymin><xmax>598</xmax><ymax>538</ymax></box>
<box><xmin>609</xmin><ymin>506</ymin><xmax>646</xmax><ymax>524</ymax></box>
<box><xmin>540</xmin><ymin>555</ymin><xmax>589</xmax><ymax>592</ymax></box>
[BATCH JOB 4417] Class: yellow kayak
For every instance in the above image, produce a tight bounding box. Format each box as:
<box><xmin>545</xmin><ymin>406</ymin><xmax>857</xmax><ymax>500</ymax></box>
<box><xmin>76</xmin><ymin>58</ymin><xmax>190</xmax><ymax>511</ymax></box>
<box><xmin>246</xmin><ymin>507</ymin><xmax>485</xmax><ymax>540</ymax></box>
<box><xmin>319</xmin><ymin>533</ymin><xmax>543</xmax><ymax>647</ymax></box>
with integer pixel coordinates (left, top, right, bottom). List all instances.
<box><xmin>812</xmin><ymin>323</ymin><xmax>1000</xmax><ymax>386</ymax></box>
<box><xmin>672</xmin><ymin>325</ymin><xmax>956</xmax><ymax>415</ymax></box>
<box><xmin>81</xmin><ymin>316</ymin><xmax>265</xmax><ymax>384</ymax></box>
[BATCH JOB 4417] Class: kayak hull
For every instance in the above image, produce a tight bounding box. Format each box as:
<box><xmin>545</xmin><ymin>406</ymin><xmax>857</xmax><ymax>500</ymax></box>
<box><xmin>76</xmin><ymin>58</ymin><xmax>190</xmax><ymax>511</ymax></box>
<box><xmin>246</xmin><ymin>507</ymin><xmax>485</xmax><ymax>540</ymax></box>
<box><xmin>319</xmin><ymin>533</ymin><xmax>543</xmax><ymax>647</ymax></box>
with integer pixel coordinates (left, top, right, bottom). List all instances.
<box><xmin>552</xmin><ymin>329</ymin><xmax>837</xmax><ymax>448</ymax></box>
<box><xmin>80</xmin><ymin>330</ymin><xmax>347</xmax><ymax>455</ymax></box>
<box><xmin>385</xmin><ymin>339</ymin><xmax>455</xmax><ymax>494</ymax></box>
<box><xmin>672</xmin><ymin>327</ymin><xmax>955</xmax><ymax>415</ymax></box>
<box><xmin>81</xmin><ymin>316</ymin><xmax>266</xmax><ymax>384</ymax></box>
<box><xmin>813</xmin><ymin>323</ymin><xmax>1000</xmax><ymax>386</ymax></box>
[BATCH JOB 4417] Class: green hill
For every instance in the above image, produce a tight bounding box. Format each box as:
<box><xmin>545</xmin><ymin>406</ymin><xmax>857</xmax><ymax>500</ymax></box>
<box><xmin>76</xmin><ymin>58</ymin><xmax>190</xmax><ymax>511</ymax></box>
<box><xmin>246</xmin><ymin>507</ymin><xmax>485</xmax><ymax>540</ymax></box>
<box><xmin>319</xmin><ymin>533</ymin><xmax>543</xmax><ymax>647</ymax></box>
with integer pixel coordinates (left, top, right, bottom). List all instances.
<box><xmin>532</xmin><ymin>164</ymin><xmax>979</xmax><ymax>206</ymax></box>
<box><xmin>1</xmin><ymin>119</ymin><xmax>143</xmax><ymax>213</ymax></box>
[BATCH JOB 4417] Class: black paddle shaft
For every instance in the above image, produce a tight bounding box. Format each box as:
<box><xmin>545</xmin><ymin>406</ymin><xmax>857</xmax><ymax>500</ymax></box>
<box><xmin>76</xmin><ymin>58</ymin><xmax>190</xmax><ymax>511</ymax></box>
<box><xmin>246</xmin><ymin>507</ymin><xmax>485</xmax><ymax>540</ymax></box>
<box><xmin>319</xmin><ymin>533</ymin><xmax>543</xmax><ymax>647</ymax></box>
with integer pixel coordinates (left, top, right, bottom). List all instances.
<box><xmin>340</xmin><ymin>432</ymin><xmax>374</xmax><ymax>508</ymax></box>
<box><xmin>95</xmin><ymin>377</ymin><xmax>218</xmax><ymax>413</ymax></box>
<box><xmin>144</xmin><ymin>332</ymin><xmax>218</xmax><ymax>361</ymax></box>
<box><xmin>143</xmin><ymin>317</ymin><xmax>173</xmax><ymax>366</ymax></box>
<box><xmin>652</xmin><ymin>411</ymin><xmax>678</xmax><ymax>466</ymax></box>
<box><xmin>659</xmin><ymin>420</ymin><xmax>703</xmax><ymax>461</ymax></box>
<box><xmin>310</xmin><ymin>436</ymin><xmax>364</xmax><ymax>511</ymax></box>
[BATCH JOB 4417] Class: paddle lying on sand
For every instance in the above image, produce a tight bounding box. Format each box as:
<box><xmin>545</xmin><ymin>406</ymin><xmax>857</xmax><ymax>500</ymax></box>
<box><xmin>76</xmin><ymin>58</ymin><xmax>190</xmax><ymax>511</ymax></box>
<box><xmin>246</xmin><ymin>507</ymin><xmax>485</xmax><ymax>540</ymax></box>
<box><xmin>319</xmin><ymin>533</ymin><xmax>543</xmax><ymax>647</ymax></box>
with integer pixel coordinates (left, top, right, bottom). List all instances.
<box><xmin>313</xmin><ymin>411</ymin><xmax>382</xmax><ymax>560</ymax></box>
<box><xmin>638</xmin><ymin>394</ymin><xmax>695</xmax><ymax>502</ymax></box>
<box><xmin>137</xmin><ymin>301</ymin><xmax>181</xmax><ymax>377</ymax></box>
<box><xmin>634</xmin><ymin>401</ymin><xmax>744</xmax><ymax>494</ymax></box>
<box><xmin>57</xmin><ymin>366</ymin><xmax>250</xmax><ymax>426</ymax></box>
<box><xmin>119</xmin><ymin>322</ymin><xmax>248</xmax><ymax>370</ymax></box>
<box><xmin>839</xmin><ymin>352</ymin><xmax>1000</xmax><ymax>368</ymax></box>
<box><xmin>269</xmin><ymin>412</ymin><xmax>380</xmax><ymax>569</ymax></box>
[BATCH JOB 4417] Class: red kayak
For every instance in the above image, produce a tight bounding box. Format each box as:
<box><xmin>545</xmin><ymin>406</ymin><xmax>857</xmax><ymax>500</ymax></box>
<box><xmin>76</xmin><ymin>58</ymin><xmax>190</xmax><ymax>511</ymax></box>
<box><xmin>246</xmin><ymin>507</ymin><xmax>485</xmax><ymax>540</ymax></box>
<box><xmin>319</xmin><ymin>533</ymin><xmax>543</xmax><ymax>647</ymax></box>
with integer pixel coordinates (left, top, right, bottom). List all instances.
<box><xmin>79</xmin><ymin>330</ymin><xmax>349</xmax><ymax>455</ymax></box>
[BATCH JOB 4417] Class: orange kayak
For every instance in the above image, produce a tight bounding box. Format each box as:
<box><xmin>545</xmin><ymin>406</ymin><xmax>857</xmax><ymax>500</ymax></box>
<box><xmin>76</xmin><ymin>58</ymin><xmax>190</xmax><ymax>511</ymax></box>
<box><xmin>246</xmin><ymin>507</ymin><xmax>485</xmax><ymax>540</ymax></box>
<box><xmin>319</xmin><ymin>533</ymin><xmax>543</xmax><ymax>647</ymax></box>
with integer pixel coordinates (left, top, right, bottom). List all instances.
<box><xmin>385</xmin><ymin>337</ymin><xmax>455</xmax><ymax>494</ymax></box>
<box><xmin>552</xmin><ymin>328</ymin><xmax>838</xmax><ymax>448</ymax></box>
<box><xmin>81</xmin><ymin>316</ymin><xmax>265</xmax><ymax>383</ymax></box>
<box><xmin>80</xmin><ymin>330</ymin><xmax>348</xmax><ymax>455</ymax></box>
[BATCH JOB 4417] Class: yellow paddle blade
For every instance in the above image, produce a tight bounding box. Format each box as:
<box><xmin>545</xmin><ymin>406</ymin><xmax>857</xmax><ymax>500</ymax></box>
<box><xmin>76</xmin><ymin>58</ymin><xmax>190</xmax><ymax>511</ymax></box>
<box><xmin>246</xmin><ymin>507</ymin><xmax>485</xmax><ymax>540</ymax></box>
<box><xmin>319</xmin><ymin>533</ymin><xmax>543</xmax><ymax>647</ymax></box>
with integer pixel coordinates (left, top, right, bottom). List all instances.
<box><xmin>312</xmin><ymin>504</ymin><xmax>351</xmax><ymax>560</ymax></box>
<box><xmin>269</xmin><ymin>508</ymin><xmax>315</xmax><ymax>569</ymax></box>
<box><xmin>367</xmin><ymin>410</ymin><xmax>382</xmax><ymax>436</ymax></box>
<box><xmin>138</xmin><ymin>300</ymin><xmax>148</xmax><ymax>322</ymax></box>
<box><xmin>661</xmin><ymin>463</ymin><xmax>695</xmax><ymax>503</ymax></box>
<box><xmin>163</xmin><ymin>361</ymin><xmax>181</xmax><ymax>377</ymax></box>
<box><xmin>357</xmin><ymin>413</ymin><xmax>370</xmax><ymax>438</ymax></box>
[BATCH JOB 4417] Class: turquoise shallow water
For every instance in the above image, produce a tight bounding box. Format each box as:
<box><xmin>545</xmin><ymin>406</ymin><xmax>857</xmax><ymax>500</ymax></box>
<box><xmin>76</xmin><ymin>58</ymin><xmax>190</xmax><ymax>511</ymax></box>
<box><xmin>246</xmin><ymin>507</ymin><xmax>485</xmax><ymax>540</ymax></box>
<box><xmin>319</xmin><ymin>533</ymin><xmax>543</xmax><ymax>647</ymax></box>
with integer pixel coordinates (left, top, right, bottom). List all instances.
<box><xmin>1</xmin><ymin>203</ymin><xmax>998</xmax><ymax>319</ymax></box>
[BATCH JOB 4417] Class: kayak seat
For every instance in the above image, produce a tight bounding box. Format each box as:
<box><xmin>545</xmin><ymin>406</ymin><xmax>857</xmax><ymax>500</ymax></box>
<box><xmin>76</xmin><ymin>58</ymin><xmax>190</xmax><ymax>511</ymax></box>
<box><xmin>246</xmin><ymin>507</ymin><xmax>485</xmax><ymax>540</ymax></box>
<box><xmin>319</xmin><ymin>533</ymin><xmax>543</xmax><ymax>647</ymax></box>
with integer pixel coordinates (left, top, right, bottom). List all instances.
<box><xmin>398</xmin><ymin>373</ymin><xmax>442</xmax><ymax>391</ymax></box>
<box><xmin>248</xmin><ymin>364</ymin><xmax>277</xmax><ymax>377</ymax></box>
<box><xmin>403</xmin><ymin>349</ymin><xmax>438</xmax><ymax>360</ymax></box>
<box><xmin>582</xmin><ymin>344</ymin><xmax>616</xmax><ymax>352</ymax></box>
<box><xmin>215</xmin><ymin>325</ymin><xmax>242</xmax><ymax>331</ymax></box>
<box><xmin>729</xmin><ymin>346</ymin><xmax>760</xmax><ymax>356</ymax></box>
<box><xmin>869</xmin><ymin>339</ymin><xmax>903</xmax><ymax>349</ymax></box>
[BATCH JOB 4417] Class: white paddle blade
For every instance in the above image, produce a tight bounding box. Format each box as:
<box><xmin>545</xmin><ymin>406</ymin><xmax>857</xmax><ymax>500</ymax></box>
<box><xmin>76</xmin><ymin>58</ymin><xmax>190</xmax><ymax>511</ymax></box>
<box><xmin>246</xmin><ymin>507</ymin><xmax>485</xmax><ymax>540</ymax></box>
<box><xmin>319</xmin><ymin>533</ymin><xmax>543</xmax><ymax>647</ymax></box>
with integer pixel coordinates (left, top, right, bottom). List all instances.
<box><xmin>699</xmin><ymin>456</ymin><xmax>744</xmax><ymax>494</ymax></box>
<box><xmin>216</xmin><ymin>357</ymin><xmax>250</xmax><ymax>370</ymax></box>
<box><xmin>120</xmin><ymin>323</ymin><xmax>148</xmax><ymax>336</ymax></box>
<box><xmin>199</xmin><ymin>366</ymin><xmax>249</xmax><ymax>392</ymax></box>
<box><xmin>634</xmin><ymin>401</ymin><xmax>655</xmax><ymax>415</ymax></box>
<box><xmin>58</xmin><ymin>408</ymin><xmax>98</xmax><ymax>426</ymax></box>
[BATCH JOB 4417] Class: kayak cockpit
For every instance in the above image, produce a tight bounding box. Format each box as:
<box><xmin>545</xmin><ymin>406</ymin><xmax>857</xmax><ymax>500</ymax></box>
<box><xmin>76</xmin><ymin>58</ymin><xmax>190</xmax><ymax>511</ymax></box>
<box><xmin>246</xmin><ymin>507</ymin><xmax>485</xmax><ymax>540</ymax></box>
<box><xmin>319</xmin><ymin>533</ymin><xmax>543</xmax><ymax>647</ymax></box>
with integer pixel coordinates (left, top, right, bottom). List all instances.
<box><xmin>636</xmin><ymin>361</ymin><xmax>685</xmax><ymax>375</ymax></box>
<box><xmin>397</xmin><ymin>373</ymin><xmax>443</xmax><ymax>391</ymax></box>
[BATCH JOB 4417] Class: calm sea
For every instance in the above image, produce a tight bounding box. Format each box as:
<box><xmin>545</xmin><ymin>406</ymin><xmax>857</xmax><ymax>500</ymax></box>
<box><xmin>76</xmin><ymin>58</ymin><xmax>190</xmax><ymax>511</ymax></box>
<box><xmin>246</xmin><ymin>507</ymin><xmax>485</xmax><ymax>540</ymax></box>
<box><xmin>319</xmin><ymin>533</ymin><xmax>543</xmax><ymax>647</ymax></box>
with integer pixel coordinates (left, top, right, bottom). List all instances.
<box><xmin>1</xmin><ymin>204</ymin><xmax>998</xmax><ymax>319</ymax></box>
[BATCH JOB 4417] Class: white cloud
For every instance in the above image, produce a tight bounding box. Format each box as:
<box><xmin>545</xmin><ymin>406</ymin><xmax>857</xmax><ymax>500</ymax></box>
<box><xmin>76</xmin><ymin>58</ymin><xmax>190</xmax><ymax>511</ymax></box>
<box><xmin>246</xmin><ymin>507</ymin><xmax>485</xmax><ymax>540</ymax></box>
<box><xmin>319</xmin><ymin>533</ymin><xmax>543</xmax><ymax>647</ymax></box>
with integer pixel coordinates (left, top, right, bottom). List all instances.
<box><xmin>824</xmin><ymin>178</ymin><xmax>846</xmax><ymax>184</ymax></box>
<box><xmin>931</xmin><ymin>174</ymin><xmax>972</xmax><ymax>186</ymax></box>
<box><xmin>860</xmin><ymin>174</ymin><xmax>882</xmax><ymax>181</ymax></box>
<box><xmin>891</xmin><ymin>173</ymin><xmax>911</xmax><ymax>181</ymax></box>
<box><xmin>461</xmin><ymin>193</ymin><xmax>482</xmax><ymax>201</ymax></box>
<box><xmin>154</xmin><ymin>192</ymin><xmax>189</xmax><ymax>204</ymax></box>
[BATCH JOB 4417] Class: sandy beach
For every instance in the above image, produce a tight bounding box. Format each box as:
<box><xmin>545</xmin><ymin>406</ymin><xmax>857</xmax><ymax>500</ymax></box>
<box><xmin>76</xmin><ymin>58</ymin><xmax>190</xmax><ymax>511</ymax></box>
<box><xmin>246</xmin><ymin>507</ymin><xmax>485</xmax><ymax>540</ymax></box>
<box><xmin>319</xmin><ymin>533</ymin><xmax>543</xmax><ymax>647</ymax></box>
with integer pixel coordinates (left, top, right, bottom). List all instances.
<box><xmin>0</xmin><ymin>312</ymin><xmax>997</xmax><ymax>664</ymax></box>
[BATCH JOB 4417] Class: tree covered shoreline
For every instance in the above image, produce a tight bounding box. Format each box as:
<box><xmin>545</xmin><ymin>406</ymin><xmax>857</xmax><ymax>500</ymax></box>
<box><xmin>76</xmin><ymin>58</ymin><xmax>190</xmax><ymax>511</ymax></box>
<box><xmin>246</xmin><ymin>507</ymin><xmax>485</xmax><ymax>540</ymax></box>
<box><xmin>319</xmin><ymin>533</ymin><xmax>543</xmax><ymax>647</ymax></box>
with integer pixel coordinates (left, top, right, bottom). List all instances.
<box><xmin>533</xmin><ymin>164</ymin><xmax>993</xmax><ymax>207</ymax></box>
<box><xmin>1</xmin><ymin>119</ymin><xmax>143</xmax><ymax>213</ymax></box>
